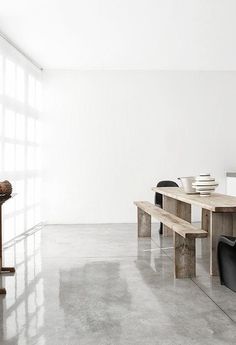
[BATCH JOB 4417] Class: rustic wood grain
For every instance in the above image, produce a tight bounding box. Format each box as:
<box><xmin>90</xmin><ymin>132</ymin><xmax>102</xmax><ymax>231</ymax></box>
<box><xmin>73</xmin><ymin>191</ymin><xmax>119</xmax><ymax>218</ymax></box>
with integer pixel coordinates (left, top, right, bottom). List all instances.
<box><xmin>137</xmin><ymin>207</ymin><xmax>151</xmax><ymax>237</ymax></box>
<box><xmin>209</xmin><ymin>212</ymin><xmax>236</xmax><ymax>275</ymax></box>
<box><xmin>163</xmin><ymin>196</ymin><xmax>176</xmax><ymax>237</ymax></box>
<box><xmin>134</xmin><ymin>201</ymin><xmax>207</xmax><ymax>239</ymax></box>
<box><xmin>162</xmin><ymin>197</ymin><xmax>191</xmax><ymax>237</ymax></box>
<box><xmin>200</xmin><ymin>208</ymin><xmax>210</xmax><ymax>257</ymax></box>
<box><xmin>152</xmin><ymin>187</ymin><xmax>236</xmax><ymax>212</ymax></box>
<box><xmin>201</xmin><ymin>208</ymin><xmax>210</xmax><ymax>232</ymax></box>
<box><xmin>174</xmin><ymin>233</ymin><xmax>196</xmax><ymax>278</ymax></box>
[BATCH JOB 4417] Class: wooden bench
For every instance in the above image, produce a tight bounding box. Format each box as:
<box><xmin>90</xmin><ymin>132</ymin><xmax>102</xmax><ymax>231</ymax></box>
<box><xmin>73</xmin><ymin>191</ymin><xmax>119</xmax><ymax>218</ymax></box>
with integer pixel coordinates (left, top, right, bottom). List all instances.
<box><xmin>134</xmin><ymin>201</ymin><xmax>208</xmax><ymax>278</ymax></box>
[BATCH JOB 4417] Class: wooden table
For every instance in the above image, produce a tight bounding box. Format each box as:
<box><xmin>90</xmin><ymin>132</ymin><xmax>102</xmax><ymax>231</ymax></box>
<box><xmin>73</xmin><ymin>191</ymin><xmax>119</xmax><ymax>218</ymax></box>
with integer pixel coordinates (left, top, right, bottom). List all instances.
<box><xmin>152</xmin><ymin>187</ymin><xmax>236</xmax><ymax>276</ymax></box>
<box><xmin>0</xmin><ymin>194</ymin><xmax>16</xmax><ymax>294</ymax></box>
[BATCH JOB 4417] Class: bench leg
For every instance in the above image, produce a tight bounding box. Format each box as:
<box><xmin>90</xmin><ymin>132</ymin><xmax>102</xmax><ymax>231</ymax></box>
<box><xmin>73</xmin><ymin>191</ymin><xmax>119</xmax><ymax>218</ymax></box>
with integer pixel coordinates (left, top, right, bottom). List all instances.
<box><xmin>174</xmin><ymin>233</ymin><xmax>196</xmax><ymax>278</ymax></box>
<box><xmin>137</xmin><ymin>207</ymin><xmax>151</xmax><ymax>237</ymax></box>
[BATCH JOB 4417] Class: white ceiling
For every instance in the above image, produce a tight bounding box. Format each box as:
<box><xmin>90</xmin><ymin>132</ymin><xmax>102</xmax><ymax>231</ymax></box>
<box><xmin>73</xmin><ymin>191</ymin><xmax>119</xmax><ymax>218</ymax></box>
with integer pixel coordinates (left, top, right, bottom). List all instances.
<box><xmin>0</xmin><ymin>0</ymin><xmax>236</xmax><ymax>70</ymax></box>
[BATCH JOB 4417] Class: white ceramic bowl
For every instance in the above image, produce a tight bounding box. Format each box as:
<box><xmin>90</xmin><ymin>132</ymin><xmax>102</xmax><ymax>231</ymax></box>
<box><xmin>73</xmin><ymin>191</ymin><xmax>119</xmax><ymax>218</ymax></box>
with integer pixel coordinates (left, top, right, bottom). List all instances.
<box><xmin>193</xmin><ymin>173</ymin><xmax>218</xmax><ymax>196</ymax></box>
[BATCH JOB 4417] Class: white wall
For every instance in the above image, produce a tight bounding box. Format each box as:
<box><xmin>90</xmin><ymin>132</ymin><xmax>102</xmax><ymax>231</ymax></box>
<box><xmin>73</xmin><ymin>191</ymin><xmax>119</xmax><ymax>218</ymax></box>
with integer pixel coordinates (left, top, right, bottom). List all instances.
<box><xmin>43</xmin><ymin>70</ymin><xmax>236</xmax><ymax>223</ymax></box>
<box><xmin>2</xmin><ymin>0</ymin><xmax>236</xmax><ymax>70</ymax></box>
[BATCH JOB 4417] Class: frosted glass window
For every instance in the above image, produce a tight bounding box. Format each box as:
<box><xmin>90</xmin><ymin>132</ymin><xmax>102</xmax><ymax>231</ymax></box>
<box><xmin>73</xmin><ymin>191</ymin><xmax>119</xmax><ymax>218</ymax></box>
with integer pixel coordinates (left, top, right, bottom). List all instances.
<box><xmin>35</xmin><ymin>119</ymin><xmax>42</xmax><ymax>144</ymax></box>
<box><xmin>27</xmin><ymin>178</ymin><xmax>35</xmax><ymax>206</ymax></box>
<box><xmin>35</xmin><ymin>177</ymin><xmax>42</xmax><ymax>203</ymax></box>
<box><xmin>15</xmin><ymin>213</ymin><xmax>25</xmax><ymax>236</ymax></box>
<box><xmin>16</xmin><ymin>112</ymin><xmax>25</xmax><ymax>140</ymax></box>
<box><xmin>0</xmin><ymin>104</ymin><xmax>2</xmax><ymax>134</ymax></box>
<box><xmin>16</xmin><ymin>66</ymin><xmax>25</xmax><ymax>102</ymax></box>
<box><xmin>4</xmin><ymin>142</ymin><xmax>15</xmax><ymax>171</ymax></box>
<box><xmin>26</xmin><ymin>208</ymin><xmax>35</xmax><ymax>230</ymax></box>
<box><xmin>35</xmin><ymin>205</ymin><xmax>41</xmax><ymax>225</ymax></box>
<box><xmin>28</xmin><ymin>293</ymin><xmax>37</xmax><ymax>314</ymax></box>
<box><xmin>27</xmin><ymin>117</ymin><xmax>35</xmax><ymax>142</ymax></box>
<box><xmin>36</xmin><ymin>80</ymin><xmax>42</xmax><ymax>111</ymax></box>
<box><xmin>3</xmin><ymin>217</ymin><xmax>15</xmax><ymax>242</ymax></box>
<box><xmin>5</xmin><ymin>59</ymin><xmax>15</xmax><ymax>98</ymax></box>
<box><xmin>0</xmin><ymin>37</ymin><xmax>42</xmax><ymax>242</ymax></box>
<box><xmin>27</xmin><ymin>146</ymin><xmax>35</xmax><ymax>170</ymax></box>
<box><xmin>16</xmin><ymin>275</ymin><xmax>25</xmax><ymax>297</ymax></box>
<box><xmin>36</xmin><ymin>147</ymin><xmax>42</xmax><ymax>170</ymax></box>
<box><xmin>5</xmin><ymin>109</ymin><xmax>15</xmax><ymax>138</ymax></box>
<box><xmin>4</xmin><ymin>197</ymin><xmax>15</xmax><ymax>215</ymax></box>
<box><xmin>0</xmin><ymin>54</ymin><xmax>3</xmax><ymax>94</ymax></box>
<box><xmin>28</xmin><ymin>75</ymin><xmax>35</xmax><ymax>107</ymax></box>
<box><xmin>15</xmin><ymin>180</ymin><xmax>25</xmax><ymax>211</ymax></box>
<box><xmin>27</xmin><ymin>232</ymin><xmax>35</xmax><ymax>254</ymax></box>
<box><xmin>0</xmin><ymin>105</ymin><xmax>2</xmax><ymax>175</ymax></box>
<box><xmin>16</xmin><ymin>144</ymin><xmax>25</xmax><ymax>171</ymax></box>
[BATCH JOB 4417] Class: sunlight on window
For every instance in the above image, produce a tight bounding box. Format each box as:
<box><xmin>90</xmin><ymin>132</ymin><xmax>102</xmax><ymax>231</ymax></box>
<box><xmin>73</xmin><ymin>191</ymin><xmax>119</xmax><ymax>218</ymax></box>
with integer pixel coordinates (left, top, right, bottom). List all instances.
<box><xmin>27</xmin><ymin>146</ymin><xmax>35</xmax><ymax>170</ymax></box>
<box><xmin>3</xmin><ymin>216</ymin><xmax>15</xmax><ymax>242</ymax></box>
<box><xmin>16</xmin><ymin>144</ymin><xmax>25</xmax><ymax>171</ymax></box>
<box><xmin>0</xmin><ymin>104</ymin><xmax>2</xmax><ymax>133</ymax></box>
<box><xmin>28</xmin><ymin>74</ymin><xmax>35</xmax><ymax>107</ymax></box>
<box><xmin>36</xmin><ymin>119</ymin><xmax>42</xmax><ymax>144</ymax></box>
<box><xmin>16</xmin><ymin>112</ymin><xmax>25</xmax><ymax>140</ymax></box>
<box><xmin>27</xmin><ymin>208</ymin><xmax>35</xmax><ymax>230</ymax></box>
<box><xmin>35</xmin><ymin>205</ymin><xmax>41</xmax><ymax>225</ymax></box>
<box><xmin>16</xmin><ymin>66</ymin><xmax>25</xmax><ymax>102</ymax></box>
<box><xmin>4</xmin><ymin>142</ymin><xmax>15</xmax><ymax>171</ymax></box>
<box><xmin>15</xmin><ymin>180</ymin><xmax>25</xmax><ymax>211</ymax></box>
<box><xmin>0</xmin><ymin>105</ymin><xmax>2</xmax><ymax>171</ymax></box>
<box><xmin>4</xmin><ymin>196</ymin><xmax>15</xmax><ymax>215</ymax></box>
<box><xmin>27</xmin><ymin>116</ymin><xmax>35</xmax><ymax>142</ymax></box>
<box><xmin>0</xmin><ymin>54</ymin><xmax>3</xmax><ymax>94</ymax></box>
<box><xmin>15</xmin><ymin>212</ymin><xmax>25</xmax><ymax>235</ymax></box>
<box><xmin>5</xmin><ymin>109</ymin><xmax>15</xmax><ymax>139</ymax></box>
<box><xmin>27</xmin><ymin>178</ymin><xmax>35</xmax><ymax>206</ymax></box>
<box><xmin>35</xmin><ymin>177</ymin><xmax>42</xmax><ymax>203</ymax></box>
<box><xmin>5</xmin><ymin>59</ymin><xmax>15</xmax><ymax>98</ymax></box>
<box><xmin>36</xmin><ymin>80</ymin><xmax>42</xmax><ymax>111</ymax></box>
<box><xmin>0</xmin><ymin>47</ymin><xmax>42</xmax><ymax>243</ymax></box>
<box><xmin>36</xmin><ymin>147</ymin><xmax>42</xmax><ymax>170</ymax></box>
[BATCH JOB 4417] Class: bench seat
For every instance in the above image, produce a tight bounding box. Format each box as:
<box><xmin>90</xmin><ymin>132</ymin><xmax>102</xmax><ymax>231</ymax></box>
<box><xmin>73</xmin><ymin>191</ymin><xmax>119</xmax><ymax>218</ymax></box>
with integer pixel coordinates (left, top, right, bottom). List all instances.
<box><xmin>134</xmin><ymin>201</ymin><xmax>207</xmax><ymax>239</ymax></box>
<box><xmin>134</xmin><ymin>201</ymin><xmax>208</xmax><ymax>278</ymax></box>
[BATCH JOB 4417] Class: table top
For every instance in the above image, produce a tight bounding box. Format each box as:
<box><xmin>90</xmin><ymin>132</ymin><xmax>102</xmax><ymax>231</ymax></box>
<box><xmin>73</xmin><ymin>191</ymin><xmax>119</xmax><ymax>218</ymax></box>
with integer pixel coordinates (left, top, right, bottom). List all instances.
<box><xmin>152</xmin><ymin>187</ymin><xmax>236</xmax><ymax>212</ymax></box>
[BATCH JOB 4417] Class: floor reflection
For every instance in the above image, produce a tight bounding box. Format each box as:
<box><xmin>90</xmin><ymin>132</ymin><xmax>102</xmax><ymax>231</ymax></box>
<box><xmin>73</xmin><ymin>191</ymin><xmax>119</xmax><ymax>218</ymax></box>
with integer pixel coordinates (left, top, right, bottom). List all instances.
<box><xmin>0</xmin><ymin>224</ymin><xmax>235</xmax><ymax>345</ymax></box>
<box><xmin>0</xmin><ymin>226</ymin><xmax>44</xmax><ymax>345</ymax></box>
<box><xmin>59</xmin><ymin>262</ymin><xmax>131</xmax><ymax>343</ymax></box>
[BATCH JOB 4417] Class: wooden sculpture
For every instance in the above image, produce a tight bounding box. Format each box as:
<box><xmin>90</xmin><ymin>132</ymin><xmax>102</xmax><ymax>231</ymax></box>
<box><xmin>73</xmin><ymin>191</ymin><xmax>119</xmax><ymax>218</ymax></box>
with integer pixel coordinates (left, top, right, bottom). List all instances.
<box><xmin>0</xmin><ymin>180</ymin><xmax>12</xmax><ymax>196</ymax></box>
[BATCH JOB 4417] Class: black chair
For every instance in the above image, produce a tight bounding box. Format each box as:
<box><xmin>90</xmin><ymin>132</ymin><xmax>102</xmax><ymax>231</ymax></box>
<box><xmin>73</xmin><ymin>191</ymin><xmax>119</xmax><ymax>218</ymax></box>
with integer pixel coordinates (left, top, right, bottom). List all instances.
<box><xmin>155</xmin><ymin>180</ymin><xmax>178</xmax><ymax>235</ymax></box>
<box><xmin>218</xmin><ymin>235</ymin><xmax>236</xmax><ymax>292</ymax></box>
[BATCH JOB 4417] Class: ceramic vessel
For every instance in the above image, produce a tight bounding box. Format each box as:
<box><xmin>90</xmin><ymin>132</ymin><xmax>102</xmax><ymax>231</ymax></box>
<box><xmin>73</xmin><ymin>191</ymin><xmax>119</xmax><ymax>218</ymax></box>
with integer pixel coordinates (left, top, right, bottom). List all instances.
<box><xmin>192</xmin><ymin>173</ymin><xmax>218</xmax><ymax>196</ymax></box>
<box><xmin>178</xmin><ymin>176</ymin><xmax>197</xmax><ymax>194</ymax></box>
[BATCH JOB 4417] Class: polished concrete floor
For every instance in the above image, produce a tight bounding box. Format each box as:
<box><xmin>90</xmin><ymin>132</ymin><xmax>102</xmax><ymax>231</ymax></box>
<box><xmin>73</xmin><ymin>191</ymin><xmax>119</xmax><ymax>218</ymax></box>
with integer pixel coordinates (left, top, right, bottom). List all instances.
<box><xmin>0</xmin><ymin>223</ymin><xmax>236</xmax><ymax>345</ymax></box>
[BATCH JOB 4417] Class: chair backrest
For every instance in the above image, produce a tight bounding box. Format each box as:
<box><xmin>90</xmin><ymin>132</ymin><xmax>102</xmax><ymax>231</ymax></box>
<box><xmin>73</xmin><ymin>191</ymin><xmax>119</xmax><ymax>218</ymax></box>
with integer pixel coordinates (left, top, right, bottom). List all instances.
<box><xmin>155</xmin><ymin>180</ymin><xmax>178</xmax><ymax>206</ymax></box>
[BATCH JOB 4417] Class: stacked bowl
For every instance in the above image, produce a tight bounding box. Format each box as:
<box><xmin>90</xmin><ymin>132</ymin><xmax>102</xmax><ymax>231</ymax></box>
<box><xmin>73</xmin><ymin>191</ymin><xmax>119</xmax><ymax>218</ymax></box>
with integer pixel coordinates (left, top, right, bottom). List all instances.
<box><xmin>192</xmin><ymin>173</ymin><xmax>218</xmax><ymax>196</ymax></box>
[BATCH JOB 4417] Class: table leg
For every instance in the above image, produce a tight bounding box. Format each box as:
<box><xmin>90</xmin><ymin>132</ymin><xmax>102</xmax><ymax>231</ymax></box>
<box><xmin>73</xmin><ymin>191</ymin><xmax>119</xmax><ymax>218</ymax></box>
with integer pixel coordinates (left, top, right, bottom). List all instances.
<box><xmin>200</xmin><ymin>208</ymin><xmax>210</xmax><ymax>256</ymax></box>
<box><xmin>137</xmin><ymin>207</ymin><xmax>151</xmax><ymax>237</ymax></box>
<box><xmin>163</xmin><ymin>196</ymin><xmax>176</xmax><ymax>237</ymax></box>
<box><xmin>209</xmin><ymin>212</ymin><xmax>236</xmax><ymax>276</ymax></box>
<box><xmin>163</xmin><ymin>196</ymin><xmax>191</xmax><ymax>237</ymax></box>
<box><xmin>202</xmin><ymin>208</ymin><xmax>210</xmax><ymax>232</ymax></box>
